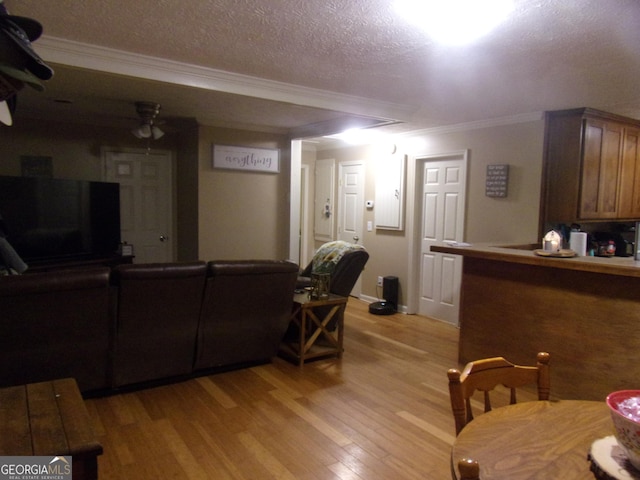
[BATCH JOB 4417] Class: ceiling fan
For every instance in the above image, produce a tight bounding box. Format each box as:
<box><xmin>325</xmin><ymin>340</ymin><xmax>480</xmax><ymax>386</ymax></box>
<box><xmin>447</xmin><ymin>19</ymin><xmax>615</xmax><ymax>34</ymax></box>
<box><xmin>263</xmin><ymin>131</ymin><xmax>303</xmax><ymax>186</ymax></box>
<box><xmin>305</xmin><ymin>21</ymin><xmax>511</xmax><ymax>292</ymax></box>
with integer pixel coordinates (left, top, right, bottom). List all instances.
<box><xmin>131</xmin><ymin>101</ymin><xmax>164</xmax><ymax>140</ymax></box>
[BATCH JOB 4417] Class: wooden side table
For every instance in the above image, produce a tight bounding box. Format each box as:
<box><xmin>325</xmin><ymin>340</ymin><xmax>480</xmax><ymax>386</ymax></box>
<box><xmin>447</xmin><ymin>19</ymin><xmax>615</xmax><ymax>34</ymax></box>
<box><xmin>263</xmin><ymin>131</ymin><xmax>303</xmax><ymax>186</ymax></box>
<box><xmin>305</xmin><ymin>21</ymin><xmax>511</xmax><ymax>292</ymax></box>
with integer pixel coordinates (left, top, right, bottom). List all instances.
<box><xmin>0</xmin><ymin>378</ymin><xmax>103</xmax><ymax>480</ymax></box>
<box><xmin>279</xmin><ymin>292</ymin><xmax>348</xmax><ymax>366</ymax></box>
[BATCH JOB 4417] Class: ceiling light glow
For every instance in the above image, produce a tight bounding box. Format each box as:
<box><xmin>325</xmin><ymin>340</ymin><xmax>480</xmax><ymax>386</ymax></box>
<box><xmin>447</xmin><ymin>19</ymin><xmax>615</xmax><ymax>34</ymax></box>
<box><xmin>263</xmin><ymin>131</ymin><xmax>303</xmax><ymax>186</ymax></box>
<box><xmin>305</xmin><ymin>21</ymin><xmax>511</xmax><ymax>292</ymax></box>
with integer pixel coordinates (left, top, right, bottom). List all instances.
<box><xmin>326</xmin><ymin>128</ymin><xmax>383</xmax><ymax>145</ymax></box>
<box><xmin>395</xmin><ymin>0</ymin><xmax>514</xmax><ymax>45</ymax></box>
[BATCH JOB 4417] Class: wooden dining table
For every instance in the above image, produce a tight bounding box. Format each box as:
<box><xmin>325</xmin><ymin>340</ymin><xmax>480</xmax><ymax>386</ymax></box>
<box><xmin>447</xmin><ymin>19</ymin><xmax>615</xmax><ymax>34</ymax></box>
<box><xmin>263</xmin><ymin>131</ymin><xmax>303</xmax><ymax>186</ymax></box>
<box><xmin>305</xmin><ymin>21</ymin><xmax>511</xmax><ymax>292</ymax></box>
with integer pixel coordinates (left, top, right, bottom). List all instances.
<box><xmin>450</xmin><ymin>400</ymin><xmax>617</xmax><ymax>479</ymax></box>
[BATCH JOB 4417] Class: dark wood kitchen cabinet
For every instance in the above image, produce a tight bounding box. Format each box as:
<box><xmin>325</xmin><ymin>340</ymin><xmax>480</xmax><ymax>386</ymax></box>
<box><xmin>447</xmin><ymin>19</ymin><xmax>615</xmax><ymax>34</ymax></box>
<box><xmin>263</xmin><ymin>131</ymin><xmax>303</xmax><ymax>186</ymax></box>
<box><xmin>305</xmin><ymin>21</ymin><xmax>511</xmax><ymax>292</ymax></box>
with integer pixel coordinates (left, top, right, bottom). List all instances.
<box><xmin>580</xmin><ymin>118</ymin><xmax>623</xmax><ymax>219</ymax></box>
<box><xmin>618</xmin><ymin>125</ymin><xmax>640</xmax><ymax>217</ymax></box>
<box><xmin>541</xmin><ymin>108</ymin><xmax>640</xmax><ymax>232</ymax></box>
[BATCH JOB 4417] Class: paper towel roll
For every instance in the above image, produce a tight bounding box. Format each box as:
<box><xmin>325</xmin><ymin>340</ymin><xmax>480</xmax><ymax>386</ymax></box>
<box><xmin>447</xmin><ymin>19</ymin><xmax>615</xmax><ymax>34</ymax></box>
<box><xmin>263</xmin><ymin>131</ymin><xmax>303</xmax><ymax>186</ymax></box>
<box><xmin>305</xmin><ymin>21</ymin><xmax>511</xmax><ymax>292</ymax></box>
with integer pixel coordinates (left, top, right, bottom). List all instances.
<box><xmin>570</xmin><ymin>231</ymin><xmax>587</xmax><ymax>256</ymax></box>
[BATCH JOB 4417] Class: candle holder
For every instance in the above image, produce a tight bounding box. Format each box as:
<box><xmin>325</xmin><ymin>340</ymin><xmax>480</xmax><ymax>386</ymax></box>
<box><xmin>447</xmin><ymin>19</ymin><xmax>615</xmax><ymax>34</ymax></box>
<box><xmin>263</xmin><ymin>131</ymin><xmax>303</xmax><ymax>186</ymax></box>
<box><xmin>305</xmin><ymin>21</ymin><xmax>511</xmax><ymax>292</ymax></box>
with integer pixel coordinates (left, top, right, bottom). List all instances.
<box><xmin>542</xmin><ymin>230</ymin><xmax>562</xmax><ymax>252</ymax></box>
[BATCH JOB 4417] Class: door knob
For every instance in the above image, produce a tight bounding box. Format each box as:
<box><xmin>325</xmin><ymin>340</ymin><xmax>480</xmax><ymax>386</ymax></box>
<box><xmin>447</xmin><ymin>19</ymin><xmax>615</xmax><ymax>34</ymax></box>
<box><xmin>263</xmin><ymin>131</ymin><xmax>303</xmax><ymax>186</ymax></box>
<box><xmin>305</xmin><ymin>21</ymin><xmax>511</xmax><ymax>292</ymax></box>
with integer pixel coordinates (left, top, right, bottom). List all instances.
<box><xmin>353</xmin><ymin>235</ymin><xmax>359</xmax><ymax>243</ymax></box>
<box><xmin>159</xmin><ymin>235</ymin><xmax>168</xmax><ymax>242</ymax></box>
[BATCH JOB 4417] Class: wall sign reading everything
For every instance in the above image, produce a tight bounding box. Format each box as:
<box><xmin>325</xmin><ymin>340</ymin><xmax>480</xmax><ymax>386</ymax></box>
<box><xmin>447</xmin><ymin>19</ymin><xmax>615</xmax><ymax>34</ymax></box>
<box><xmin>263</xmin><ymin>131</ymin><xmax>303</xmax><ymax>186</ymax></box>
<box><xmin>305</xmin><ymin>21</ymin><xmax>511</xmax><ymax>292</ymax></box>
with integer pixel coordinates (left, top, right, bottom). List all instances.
<box><xmin>213</xmin><ymin>144</ymin><xmax>279</xmax><ymax>173</ymax></box>
<box><xmin>485</xmin><ymin>164</ymin><xmax>509</xmax><ymax>197</ymax></box>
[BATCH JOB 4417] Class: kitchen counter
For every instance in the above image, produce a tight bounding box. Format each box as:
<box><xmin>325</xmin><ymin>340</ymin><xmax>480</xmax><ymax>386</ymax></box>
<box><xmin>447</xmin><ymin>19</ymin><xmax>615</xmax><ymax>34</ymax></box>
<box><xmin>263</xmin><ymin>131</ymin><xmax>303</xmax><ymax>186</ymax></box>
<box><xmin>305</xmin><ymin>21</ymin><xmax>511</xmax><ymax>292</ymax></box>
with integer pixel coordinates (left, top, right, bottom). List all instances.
<box><xmin>433</xmin><ymin>242</ymin><xmax>640</xmax><ymax>400</ymax></box>
<box><xmin>431</xmin><ymin>242</ymin><xmax>640</xmax><ymax>277</ymax></box>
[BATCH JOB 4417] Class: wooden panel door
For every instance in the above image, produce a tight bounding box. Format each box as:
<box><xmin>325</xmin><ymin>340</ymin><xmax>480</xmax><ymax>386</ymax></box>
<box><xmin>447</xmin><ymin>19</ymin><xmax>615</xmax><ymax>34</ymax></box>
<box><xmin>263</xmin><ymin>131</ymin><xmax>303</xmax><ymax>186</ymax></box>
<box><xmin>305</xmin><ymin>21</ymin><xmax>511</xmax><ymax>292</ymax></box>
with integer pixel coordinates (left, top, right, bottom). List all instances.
<box><xmin>338</xmin><ymin>162</ymin><xmax>364</xmax><ymax>246</ymax></box>
<box><xmin>314</xmin><ymin>159</ymin><xmax>335</xmax><ymax>242</ymax></box>
<box><xmin>338</xmin><ymin>161</ymin><xmax>365</xmax><ymax>296</ymax></box>
<box><xmin>579</xmin><ymin>120</ymin><xmax>623</xmax><ymax>219</ymax></box>
<box><xmin>104</xmin><ymin>150</ymin><xmax>173</xmax><ymax>263</ymax></box>
<box><xmin>419</xmin><ymin>156</ymin><xmax>466</xmax><ymax>325</ymax></box>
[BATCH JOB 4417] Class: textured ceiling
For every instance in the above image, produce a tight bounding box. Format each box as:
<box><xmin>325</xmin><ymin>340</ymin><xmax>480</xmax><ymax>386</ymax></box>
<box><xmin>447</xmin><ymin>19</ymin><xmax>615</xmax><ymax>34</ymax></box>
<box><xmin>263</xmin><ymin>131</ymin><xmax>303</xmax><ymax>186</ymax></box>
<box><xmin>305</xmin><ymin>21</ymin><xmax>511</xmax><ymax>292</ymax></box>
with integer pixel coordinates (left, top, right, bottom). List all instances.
<box><xmin>6</xmin><ymin>0</ymin><xmax>640</xmax><ymax>142</ymax></box>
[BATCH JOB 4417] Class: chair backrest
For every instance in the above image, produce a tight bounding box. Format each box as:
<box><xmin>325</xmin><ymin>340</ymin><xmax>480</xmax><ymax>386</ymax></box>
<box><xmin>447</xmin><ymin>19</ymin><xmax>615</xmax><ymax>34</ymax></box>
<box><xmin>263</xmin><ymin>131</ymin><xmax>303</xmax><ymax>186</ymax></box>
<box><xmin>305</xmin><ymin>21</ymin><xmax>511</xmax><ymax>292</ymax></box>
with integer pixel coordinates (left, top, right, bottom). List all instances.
<box><xmin>300</xmin><ymin>240</ymin><xmax>369</xmax><ymax>297</ymax></box>
<box><xmin>326</xmin><ymin>248</ymin><xmax>369</xmax><ymax>296</ymax></box>
<box><xmin>458</xmin><ymin>458</ymin><xmax>480</xmax><ymax>480</ymax></box>
<box><xmin>298</xmin><ymin>242</ymin><xmax>368</xmax><ymax>331</ymax></box>
<box><xmin>447</xmin><ymin>352</ymin><xmax>550</xmax><ymax>435</ymax></box>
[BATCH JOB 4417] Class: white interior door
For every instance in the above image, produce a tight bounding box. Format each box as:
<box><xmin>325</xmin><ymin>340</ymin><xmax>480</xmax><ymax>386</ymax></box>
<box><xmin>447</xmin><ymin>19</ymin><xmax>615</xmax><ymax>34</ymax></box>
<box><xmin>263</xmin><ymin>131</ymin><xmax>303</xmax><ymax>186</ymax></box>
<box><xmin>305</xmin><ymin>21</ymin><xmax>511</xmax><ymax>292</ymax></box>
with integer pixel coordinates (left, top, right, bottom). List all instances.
<box><xmin>338</xmin><ymin>161</ymin><xmax>365</xmax><ymax>296</ymax></box>
<box><xmin>419</xmin><ymin>155</ymin><xmax>466</xmax><ymax>325</ymax></box>
<box><xmin>314</xmin><ymin>159</ymin><xmax>335</xmax><ymax>242</ymax></box>
<box><xmin>104</xmin><ymin>149</ymin><xmax>174</xmax><ymax>264</ymax></box>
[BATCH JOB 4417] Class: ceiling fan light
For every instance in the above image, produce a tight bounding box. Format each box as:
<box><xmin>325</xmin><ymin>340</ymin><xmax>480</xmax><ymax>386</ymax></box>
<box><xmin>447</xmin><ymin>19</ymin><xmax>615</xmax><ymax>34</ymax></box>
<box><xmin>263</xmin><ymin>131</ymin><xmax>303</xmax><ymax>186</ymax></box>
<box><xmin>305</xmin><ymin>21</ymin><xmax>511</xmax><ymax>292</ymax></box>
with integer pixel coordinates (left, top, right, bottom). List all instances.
<box><xmin>131</xmin><ymin>126</ymin><xmax>144</xmax><ymax>138</ymax></box>
<box><xmin>151</xmin><ymin>125</ymin><xmax>164</xmax><ymax>139</ymax></box>
<box><xmin>132</xmin><ymin>101</ymin><xmax>164</xmax><ymax>140</ymax></box>
<box><xmin>131</xmin><ymin>123</ymin><xmax>153</xmax><ymax>139</ymax></box>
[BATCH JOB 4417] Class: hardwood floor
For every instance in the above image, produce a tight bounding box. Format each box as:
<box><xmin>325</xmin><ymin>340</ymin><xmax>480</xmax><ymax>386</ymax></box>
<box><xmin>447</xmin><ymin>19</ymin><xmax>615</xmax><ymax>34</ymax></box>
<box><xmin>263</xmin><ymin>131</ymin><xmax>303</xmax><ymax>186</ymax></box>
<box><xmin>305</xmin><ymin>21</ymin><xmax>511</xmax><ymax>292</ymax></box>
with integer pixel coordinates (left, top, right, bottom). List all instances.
<box><xmin>84</xmin><ymin>299</ymin><xmax>519</xmax><ymax>479</ymax></box>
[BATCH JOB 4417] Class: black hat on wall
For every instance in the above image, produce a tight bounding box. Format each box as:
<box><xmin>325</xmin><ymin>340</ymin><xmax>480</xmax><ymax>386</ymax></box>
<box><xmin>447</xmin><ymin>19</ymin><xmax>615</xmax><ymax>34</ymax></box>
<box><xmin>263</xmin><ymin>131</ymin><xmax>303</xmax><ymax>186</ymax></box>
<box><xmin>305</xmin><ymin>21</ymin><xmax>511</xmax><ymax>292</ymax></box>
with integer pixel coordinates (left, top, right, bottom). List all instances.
<box><xmin>0</xmin><ymin>1</ymin><xmax>41</xmax><ymax>40</ymax></box>
<box><xmin>0</xmin><ymin>0</ymin><xmax>53</xmax><ymax>125</ymax></box>
<box><xmin>0</xmin><ymin>0</ymin><xmax>53</xmax><ymax>80</ymax></box>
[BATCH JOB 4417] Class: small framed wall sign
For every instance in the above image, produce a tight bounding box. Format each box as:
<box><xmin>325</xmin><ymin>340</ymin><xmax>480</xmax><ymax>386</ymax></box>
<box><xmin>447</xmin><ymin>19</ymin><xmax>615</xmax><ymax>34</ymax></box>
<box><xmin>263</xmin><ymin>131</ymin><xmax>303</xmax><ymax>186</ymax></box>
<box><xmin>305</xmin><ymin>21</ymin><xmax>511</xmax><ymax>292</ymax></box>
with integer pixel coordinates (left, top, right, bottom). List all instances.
<box><xmin>119</xmin><ymin>242</ymin><xmax>134</xmax><ymax>257</ymax></box>
<box><xmin>212</xmin><ymin>144</ymin><xmax>279</xmax><ymax>173</ymax></box>
<box><xmin>485</xmin><ymin>164</ymin><xmax>509</xmax><ymax>197</ymax></box>
<box><xmin>21</xmin><ymin>155</ymin><xmax>53</xmax><ymax>177</ymax></box>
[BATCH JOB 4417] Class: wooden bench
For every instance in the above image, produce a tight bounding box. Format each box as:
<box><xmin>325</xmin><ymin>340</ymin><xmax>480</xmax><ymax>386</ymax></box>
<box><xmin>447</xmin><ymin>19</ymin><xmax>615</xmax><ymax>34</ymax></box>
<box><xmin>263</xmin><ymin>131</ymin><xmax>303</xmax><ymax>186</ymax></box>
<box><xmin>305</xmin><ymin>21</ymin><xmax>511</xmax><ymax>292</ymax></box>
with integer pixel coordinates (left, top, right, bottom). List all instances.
<box><xmin>0</xmin><ymin>378</ymin><xmax>103</xmax><ymax>480</ymax></box>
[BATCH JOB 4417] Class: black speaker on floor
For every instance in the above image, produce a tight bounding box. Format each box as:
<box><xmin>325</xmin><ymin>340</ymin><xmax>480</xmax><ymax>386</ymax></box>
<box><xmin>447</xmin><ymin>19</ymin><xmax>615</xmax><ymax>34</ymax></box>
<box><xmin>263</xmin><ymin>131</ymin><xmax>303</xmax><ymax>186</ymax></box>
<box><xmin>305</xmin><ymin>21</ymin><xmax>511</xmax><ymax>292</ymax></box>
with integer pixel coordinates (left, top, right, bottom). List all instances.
<box><xmin>369</xmin><ymin>276</ymin><xmax>399</xmax><ymax>315</ymax></box>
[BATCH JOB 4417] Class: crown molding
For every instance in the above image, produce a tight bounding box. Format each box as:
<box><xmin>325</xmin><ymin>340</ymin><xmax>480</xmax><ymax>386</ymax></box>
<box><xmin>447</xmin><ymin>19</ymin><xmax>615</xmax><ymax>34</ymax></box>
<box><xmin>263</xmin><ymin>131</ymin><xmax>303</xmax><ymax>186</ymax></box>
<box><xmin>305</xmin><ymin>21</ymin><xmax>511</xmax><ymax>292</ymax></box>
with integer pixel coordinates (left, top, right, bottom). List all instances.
<box><xmin>36</xmin><ymin>36</ymin><xmax>414</xmax><ymax>123</ymax></box>
<box><xmin>400</xmin><ymin>111</ymin><xmax>544</xmax><ymax>138</ymax></box>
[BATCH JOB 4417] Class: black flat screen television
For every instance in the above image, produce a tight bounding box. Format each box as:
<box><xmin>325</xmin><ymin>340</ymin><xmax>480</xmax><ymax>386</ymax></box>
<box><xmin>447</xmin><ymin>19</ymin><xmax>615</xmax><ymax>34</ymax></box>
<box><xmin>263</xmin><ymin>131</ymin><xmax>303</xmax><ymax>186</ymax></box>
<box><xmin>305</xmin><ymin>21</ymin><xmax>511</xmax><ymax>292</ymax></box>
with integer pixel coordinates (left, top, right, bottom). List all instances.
<box><xmin>0</xmin><ymin>175</ymin><xmax>121</xmax><ymax>265</ymax></box>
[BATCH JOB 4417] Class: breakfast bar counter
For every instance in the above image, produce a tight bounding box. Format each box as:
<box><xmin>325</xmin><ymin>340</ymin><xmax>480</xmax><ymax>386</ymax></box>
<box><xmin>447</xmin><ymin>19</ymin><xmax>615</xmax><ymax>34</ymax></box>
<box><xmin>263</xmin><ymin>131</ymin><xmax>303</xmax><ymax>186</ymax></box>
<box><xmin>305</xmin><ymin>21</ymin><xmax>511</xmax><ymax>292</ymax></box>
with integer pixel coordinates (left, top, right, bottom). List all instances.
<box><xmin>432</xmin><ymin>242</ymin><xmax>640</xmax><ymax>278</ymax></box>
<box><xmin>431</xmin><ymin>243</ymin><xmax>640</xmax><ymax>401</ymax></box>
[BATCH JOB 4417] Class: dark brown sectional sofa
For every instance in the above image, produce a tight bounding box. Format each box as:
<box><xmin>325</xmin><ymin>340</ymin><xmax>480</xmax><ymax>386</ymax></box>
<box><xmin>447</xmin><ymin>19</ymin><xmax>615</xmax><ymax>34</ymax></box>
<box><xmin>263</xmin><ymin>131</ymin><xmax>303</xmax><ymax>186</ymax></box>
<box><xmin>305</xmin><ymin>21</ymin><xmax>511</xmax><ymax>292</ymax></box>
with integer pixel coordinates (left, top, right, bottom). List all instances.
<box><xmin>0</xmin><ymin>267</ymin><xmax>112</xmax><ymax>392</ymax></box>
<box><xmin>0</xmin><ymin>259</ymin><xmax>298</xmax><ymax>395</ymax></box>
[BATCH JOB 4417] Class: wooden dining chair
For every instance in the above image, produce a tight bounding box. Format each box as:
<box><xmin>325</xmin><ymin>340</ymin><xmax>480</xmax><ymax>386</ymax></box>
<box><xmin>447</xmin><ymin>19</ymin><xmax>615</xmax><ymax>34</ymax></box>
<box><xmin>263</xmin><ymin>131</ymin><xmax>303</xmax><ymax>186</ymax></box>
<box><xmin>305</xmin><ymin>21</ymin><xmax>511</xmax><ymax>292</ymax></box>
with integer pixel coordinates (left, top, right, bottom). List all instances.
<box><xmin>448</xmin><ymin>351</ymin><xmax>550</xmax><ymax>435</ymax></box>
<box><xmin>458</xmin><ymin>458</ymin><xmax>480</xmax><ymax>480</ymax></box>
